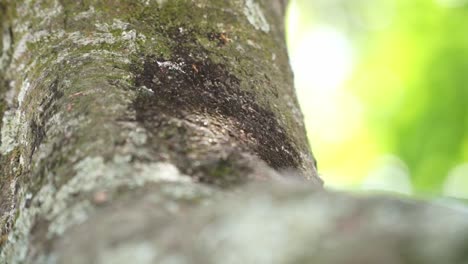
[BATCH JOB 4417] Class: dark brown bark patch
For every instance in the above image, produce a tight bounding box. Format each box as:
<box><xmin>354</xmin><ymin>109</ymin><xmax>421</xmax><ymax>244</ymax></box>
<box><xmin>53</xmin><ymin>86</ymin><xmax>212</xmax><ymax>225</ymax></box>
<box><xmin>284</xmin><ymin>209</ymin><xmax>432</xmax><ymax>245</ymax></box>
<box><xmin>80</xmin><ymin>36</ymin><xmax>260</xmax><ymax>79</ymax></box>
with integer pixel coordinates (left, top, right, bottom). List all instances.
<box><xmin>131</xmin><ymin>26</ymin><xmax>302</xmax><ymax>180</ymax></box>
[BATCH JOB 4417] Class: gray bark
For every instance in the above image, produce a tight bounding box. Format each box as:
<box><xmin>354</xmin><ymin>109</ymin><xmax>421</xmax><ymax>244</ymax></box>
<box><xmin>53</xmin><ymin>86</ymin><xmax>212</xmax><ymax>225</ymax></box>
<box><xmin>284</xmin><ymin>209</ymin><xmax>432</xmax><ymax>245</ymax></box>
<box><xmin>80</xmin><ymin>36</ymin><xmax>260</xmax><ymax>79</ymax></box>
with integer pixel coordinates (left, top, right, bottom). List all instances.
<box><xmin>1</xmin><ymin>0</ymin><xmax>468</xmax><ymax>263</ymax></box>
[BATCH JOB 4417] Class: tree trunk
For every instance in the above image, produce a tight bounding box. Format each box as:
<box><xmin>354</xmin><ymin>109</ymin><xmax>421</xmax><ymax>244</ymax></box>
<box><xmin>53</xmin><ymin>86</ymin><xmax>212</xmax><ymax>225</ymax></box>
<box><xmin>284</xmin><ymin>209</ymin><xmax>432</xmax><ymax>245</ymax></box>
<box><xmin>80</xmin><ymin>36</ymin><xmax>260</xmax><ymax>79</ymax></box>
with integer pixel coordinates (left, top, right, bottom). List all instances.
<box><xmin>1</xmin><ymin>1</ymin><xmax>468</xmax><ymax>263</ymax></box>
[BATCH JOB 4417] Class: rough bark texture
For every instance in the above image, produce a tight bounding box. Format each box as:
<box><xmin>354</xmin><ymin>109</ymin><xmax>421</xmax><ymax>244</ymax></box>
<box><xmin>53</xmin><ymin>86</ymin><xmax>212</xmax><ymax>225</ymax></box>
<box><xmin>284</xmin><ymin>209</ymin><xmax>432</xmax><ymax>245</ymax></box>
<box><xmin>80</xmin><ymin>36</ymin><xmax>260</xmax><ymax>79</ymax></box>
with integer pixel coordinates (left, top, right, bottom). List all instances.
<box><xmin>1</xmin><ymin>0</ymin><xmax>468</xmax><ymax>264</ymax></box>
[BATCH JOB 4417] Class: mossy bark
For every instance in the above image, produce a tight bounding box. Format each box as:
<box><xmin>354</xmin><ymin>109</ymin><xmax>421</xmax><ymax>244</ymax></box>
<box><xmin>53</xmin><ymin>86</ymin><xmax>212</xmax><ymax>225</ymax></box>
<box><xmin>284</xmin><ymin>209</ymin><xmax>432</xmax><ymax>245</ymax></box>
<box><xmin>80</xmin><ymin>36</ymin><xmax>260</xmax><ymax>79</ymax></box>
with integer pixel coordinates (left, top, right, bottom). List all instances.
<box><xmin>2</xmin><ymin>1</ymin><xmax>468</xmax><ymax>264</ymax></box>
<box><xmin>0</xmin><ymin>0</ymin><xmax>320</xmax><ymax>262</ymax></box>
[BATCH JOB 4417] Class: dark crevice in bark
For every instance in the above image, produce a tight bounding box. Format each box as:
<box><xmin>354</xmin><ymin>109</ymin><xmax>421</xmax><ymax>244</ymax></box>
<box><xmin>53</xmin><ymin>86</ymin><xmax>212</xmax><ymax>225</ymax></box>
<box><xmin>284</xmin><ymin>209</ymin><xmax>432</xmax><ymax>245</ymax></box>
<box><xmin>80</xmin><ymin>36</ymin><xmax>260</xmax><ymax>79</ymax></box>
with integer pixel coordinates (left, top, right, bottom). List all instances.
<box><xmin>0</xmin><ymin>7</ymin><xmax>14</xmax><ymax>145</ymax></box>
<box><xmin>29</xmin><ymin>80</ymin><xmax>63</xmax><ymax>160</ymax></box>
<box><xmin>0</xmin><ymin>4</ymin><xmax>15</xmax><ymax>246</ymax></box>
<box><xmin>131</xmin><ymin>28</ymin><xmax>302</xmax><ymax>183</ymax></box>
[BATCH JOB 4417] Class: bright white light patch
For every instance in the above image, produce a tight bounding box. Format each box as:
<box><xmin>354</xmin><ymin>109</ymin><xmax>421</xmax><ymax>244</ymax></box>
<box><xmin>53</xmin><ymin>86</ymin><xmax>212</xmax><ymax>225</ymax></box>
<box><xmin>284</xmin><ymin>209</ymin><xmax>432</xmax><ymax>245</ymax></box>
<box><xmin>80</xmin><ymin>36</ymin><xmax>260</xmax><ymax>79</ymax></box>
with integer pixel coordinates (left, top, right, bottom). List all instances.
<box><xmin>286</xmin><ymin>0</ymin><xmax>300</xmax><ymax>45</ymax></box>
<box><xmin>290</xmin><ymin>25</ymin><xmax>353</xmax><ymax>91</ymax></box>
<box><xmin>290</xmin><ymin>25</ymin><xmax>360</xmax><ymax>144</ymax></box>
<box><xmin>361</xmin><ymin>156</ymin><xmax>413</xmax><ymax>195</ymax></box>
<box><xmin>443</xmin><ymin>163</ymin><xmax>468</xmax><ymax>198</ymax></box>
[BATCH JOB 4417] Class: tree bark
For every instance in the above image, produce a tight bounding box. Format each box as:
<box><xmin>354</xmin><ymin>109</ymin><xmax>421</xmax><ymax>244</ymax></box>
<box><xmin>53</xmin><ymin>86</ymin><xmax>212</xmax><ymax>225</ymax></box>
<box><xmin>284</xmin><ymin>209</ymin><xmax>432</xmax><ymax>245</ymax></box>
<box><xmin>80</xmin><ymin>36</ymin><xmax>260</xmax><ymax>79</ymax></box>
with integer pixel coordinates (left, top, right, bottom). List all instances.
<box><xmin>1</xmin><ymin>0</ymin><xmax>468</xmax><ymax>264</ymax></box>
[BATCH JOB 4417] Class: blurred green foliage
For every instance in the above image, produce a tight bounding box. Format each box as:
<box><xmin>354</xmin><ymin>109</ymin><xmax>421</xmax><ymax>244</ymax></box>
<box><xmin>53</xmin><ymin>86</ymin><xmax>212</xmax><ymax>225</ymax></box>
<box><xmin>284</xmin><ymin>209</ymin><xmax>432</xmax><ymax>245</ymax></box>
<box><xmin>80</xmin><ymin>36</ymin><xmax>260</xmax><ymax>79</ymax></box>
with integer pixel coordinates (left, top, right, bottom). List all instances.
<box><xmin>287</xmin><ymin>0</ymin><xmax>468</xmax><ymax>196</ymax></box>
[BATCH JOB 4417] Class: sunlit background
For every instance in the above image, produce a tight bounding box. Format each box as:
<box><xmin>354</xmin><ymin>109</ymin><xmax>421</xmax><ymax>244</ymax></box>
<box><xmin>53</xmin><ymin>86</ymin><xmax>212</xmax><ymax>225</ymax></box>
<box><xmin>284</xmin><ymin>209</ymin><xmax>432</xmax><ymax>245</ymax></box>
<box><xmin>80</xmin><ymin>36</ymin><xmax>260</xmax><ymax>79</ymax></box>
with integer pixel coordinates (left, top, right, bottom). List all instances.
<box><xmin>286</xmin><ymin>0</ymin><xmax>468</xmax><ymax>197</ymax></box>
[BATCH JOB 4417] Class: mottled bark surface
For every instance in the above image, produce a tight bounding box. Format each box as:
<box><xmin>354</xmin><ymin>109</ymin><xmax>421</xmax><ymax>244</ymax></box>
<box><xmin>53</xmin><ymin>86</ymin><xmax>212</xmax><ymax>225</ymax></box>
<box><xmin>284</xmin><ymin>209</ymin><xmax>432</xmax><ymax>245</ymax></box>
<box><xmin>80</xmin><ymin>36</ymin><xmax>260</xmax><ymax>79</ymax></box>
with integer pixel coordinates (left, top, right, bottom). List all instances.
<box><xmin>1</xmin><ymin>0</ymin><xmax>468</xmax><ymax>264</ymax></box>
<box><xmin>0</xmin><ymin>0</ymin><xmax>319</xmax><ymax>262</ymax></box>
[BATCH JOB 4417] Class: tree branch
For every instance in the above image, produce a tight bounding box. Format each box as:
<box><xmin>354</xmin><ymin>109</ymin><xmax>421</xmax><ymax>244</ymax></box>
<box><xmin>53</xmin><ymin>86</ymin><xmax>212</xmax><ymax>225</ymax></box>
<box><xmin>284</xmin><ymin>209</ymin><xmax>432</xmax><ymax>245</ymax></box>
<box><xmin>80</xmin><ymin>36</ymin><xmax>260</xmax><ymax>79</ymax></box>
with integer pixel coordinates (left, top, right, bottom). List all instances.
<box><xmin>2</xmin><ymin>1</ymin><xmax>466</xmax><ymax>264</ymax></box>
